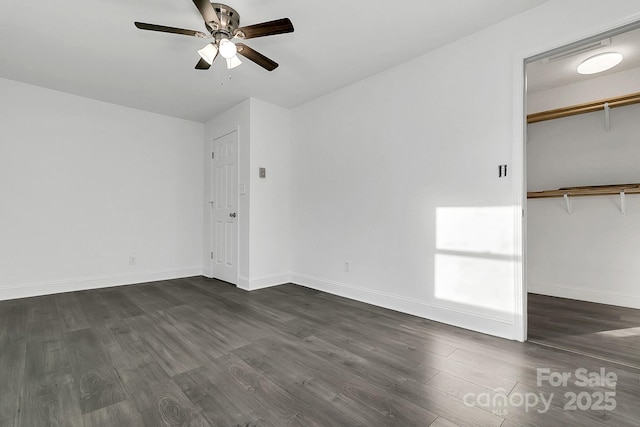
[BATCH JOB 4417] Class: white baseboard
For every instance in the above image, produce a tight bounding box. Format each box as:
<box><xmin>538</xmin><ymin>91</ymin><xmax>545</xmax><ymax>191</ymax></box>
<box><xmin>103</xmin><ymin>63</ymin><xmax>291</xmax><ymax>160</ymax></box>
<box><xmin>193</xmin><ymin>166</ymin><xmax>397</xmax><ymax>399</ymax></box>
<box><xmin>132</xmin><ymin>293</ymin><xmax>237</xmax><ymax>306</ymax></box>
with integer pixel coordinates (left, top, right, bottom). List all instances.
<box><xmin>237</xmin><ymin>273</ymin><xmax>291</xmax><ymax>291</ymax></box>
<box><xmin>290</xmin><ymin>273</ymin><xmax>515</xmax><ymax>340</ymax></box>
<box><xmin>0</xmin><ymin>266</ymin><xmax>203</xmax><ymax>301</ymax></box>
<box><xmin>528</xmin><ymin>282</ymin><xmax>640</xmax><ymax>309</ymax></box>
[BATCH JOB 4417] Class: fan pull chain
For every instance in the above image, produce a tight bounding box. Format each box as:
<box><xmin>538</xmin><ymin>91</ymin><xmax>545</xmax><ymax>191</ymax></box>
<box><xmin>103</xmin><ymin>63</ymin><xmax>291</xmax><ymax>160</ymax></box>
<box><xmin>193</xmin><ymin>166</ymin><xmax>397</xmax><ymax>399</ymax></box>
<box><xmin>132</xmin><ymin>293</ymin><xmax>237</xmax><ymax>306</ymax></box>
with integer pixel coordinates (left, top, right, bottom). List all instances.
<box><xmin>220</xmin><ymin>75</ymin><xmax>231</xmax><ymax>85</ymax></box>
<box><xmin>217</xmin><ymin>61</ymin><xmax>224</xmax><ymax>85</ymax></box>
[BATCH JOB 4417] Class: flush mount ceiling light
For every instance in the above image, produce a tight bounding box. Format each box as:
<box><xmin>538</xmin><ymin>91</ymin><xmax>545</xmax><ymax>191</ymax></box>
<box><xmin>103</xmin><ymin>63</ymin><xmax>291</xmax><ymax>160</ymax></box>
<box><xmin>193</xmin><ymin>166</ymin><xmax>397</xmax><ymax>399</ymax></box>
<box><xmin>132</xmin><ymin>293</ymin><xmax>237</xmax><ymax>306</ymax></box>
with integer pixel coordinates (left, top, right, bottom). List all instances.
<box><xmin>577</xmin><ymin>52</ymin><xmax>623</xmax><ymax>75</ymax></box>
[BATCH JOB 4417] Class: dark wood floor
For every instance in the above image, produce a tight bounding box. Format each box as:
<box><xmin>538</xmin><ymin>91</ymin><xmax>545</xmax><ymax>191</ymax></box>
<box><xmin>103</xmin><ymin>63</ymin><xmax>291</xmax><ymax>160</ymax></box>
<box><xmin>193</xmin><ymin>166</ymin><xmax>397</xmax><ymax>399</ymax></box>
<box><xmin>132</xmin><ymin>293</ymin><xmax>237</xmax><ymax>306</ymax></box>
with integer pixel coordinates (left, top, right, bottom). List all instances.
<box><xmin>1</xmin><ymin>277</ymin><xmax>639</xmax><ymax>426</ymax></box>
<box><xmin>528</xmin><ymin>293</ymin><xmax>640</xmax><ymax>369</ymax></box>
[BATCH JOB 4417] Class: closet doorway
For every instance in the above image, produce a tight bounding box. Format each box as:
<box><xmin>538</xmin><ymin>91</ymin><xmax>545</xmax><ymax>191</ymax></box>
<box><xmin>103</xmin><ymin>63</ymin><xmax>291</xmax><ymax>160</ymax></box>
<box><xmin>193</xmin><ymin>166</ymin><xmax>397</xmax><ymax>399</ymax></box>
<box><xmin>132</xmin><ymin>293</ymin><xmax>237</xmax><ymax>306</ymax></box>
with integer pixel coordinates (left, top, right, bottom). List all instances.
<box><xmin>525</xmin><ymin>23</ymin><xmax>640</xmax><ymax>368</ymax></box>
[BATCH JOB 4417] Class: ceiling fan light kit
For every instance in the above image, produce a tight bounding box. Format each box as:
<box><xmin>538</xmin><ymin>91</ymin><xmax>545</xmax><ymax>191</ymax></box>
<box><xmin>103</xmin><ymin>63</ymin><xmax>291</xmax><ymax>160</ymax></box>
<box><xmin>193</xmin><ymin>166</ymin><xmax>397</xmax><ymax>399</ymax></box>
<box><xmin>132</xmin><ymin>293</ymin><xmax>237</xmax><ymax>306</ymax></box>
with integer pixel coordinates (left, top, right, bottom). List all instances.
<box><xmin>226</xmin><ymin>55</ymin><xmax>242</xmax><ymax>69</ymax></box>
<box><xmin>218</xmin><ymin>38</ymin><xmax>238</xmax><ymax>59</ymax></box>
<box><xmin>198</xmin><ymin>43</ymin><xmax>218</xmax><ymax>65</ymax></box>
<box><xmin>134</xmin><ymin>0</ymin><xmax>294</xmax><ymax>72</ymax></box>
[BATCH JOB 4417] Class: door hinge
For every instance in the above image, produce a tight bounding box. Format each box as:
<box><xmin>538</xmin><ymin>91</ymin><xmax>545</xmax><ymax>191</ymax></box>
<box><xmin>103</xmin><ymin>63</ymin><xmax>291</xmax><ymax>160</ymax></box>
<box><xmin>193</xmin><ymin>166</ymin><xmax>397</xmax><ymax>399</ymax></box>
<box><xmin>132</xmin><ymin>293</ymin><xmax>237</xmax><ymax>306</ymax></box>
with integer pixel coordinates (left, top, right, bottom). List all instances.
<box><xmin>210</xmin><ymin>251</ymin><xmax>213</xmax><ymax>259</ymax></box>
<box><xmin>211</xmin><ymin>152</ymin><xmax>215</xmax><ymax>159</ymax></box>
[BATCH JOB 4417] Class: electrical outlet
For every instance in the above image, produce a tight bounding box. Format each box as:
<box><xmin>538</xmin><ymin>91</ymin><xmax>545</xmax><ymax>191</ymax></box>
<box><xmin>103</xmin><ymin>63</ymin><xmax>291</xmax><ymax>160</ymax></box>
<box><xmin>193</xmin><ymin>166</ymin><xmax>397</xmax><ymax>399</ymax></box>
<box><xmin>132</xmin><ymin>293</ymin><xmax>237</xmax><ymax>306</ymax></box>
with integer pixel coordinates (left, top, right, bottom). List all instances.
<box><xmin>129</xmin><ymin>256</ymin><xmax>136</xmax><ymax>265</ymax></box>
<box><xmin>344</xmin><ymin>261</ymin><xmax>350</xmax><ymax>272</ymax></box>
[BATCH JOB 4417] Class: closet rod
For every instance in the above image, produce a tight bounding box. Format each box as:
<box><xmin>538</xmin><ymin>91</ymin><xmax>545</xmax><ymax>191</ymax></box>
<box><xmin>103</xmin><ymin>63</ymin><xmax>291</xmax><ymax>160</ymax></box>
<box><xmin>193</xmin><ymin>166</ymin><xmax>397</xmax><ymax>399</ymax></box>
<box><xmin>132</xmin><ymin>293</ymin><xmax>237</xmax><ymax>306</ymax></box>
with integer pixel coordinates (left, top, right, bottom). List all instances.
<box><xmin>527</xmin><ymin>183</ymin><xmax>640</xmax><ymax>199</ymax></box>
<box><xmin>527</xmin><ymin>91</ymin><xmax>640</xmax><ymax>124</ymax></box>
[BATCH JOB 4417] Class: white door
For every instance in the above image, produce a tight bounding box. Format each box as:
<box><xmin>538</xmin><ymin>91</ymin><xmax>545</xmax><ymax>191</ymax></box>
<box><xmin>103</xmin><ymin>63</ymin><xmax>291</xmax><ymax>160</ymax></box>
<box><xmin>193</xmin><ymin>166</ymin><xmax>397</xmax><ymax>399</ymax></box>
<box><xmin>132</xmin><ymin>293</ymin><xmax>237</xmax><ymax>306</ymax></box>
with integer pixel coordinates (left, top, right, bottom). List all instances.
<box><xmin>209</xmin><ymin>130</ymin><xmax>238</xmax><ymax>284</ymax></box>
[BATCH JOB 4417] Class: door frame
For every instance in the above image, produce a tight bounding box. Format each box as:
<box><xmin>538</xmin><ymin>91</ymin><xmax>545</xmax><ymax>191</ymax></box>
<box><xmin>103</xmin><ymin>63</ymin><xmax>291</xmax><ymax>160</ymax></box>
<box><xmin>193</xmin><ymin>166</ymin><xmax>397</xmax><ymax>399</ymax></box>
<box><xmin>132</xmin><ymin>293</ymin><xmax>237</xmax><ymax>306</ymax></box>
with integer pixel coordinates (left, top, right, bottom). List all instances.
<box><xmin>208</xmin><ymin>128</ymin><xmax>240</xmax><ymax>285</ymax></box>
<box><xmin>512</xmin><ymin>15</ymin><xmax>640</xmax><ymax>342</ymax></box>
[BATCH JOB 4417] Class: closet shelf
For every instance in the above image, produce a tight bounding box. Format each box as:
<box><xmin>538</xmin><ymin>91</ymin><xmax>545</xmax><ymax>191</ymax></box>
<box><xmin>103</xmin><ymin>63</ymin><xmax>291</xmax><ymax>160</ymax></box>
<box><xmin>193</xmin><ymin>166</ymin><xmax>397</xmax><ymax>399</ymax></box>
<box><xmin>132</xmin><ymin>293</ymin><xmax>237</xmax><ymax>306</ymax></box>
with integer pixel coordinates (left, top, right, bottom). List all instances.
<box><xmin>528</xmin><ymin>184</ymin><xmax>640</xmax><ymax>199</ymax></box>
<box><xmin>527</xmin><ymin>91</ymin><xmax>640</xmax><ymax>124</ymax></box>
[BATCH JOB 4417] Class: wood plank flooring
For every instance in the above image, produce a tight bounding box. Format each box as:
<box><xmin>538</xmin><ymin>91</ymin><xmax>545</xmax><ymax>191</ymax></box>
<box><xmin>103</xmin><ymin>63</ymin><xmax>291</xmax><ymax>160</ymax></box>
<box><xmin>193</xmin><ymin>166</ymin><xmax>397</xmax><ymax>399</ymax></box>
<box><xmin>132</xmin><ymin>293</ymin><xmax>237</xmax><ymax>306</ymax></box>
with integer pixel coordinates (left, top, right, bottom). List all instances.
<box><xmin>0</xmin><ymin>277</ymin><xmax>639</xmax><ymax>426</ymax></box>
<box><xmin>528</xmin><ymin>293</ymin><xmax>640</xmax><ymax>369</ymax></box>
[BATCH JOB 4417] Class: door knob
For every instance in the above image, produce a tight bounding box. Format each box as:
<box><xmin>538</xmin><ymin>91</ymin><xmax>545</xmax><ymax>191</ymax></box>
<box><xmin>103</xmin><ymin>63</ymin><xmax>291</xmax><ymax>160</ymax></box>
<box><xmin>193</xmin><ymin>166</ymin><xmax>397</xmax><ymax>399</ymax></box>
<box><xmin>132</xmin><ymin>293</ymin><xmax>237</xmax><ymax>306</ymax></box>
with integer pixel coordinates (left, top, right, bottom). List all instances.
<box><xmin>230</xmin><ymin>212</ymin><xmax>237</xmax><ymax>218</ymax></box>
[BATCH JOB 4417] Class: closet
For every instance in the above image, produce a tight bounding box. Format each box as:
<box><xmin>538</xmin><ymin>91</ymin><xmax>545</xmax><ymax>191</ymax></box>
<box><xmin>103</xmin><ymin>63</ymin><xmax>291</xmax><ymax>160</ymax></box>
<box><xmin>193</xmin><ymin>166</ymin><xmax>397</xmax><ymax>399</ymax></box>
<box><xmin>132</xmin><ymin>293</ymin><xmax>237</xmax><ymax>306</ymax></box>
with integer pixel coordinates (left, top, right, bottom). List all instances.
<box><xmin>526</xmin><ymin>77</ymin><xmax>640</xmax><ymax>367</ymax></box>
<box><xmin>524</xmin><ymin>22</ymin><xmax>640</xmax><ymax>368</ymax></box>
<box><xmin>527</xmin><ymin>91</ymin><xmax>640</xmax><ymax>215</ymax></box>
<box><xmin>526</xmin><ymin>91</ymin><xmax>640</xmax><ymax>309</ymax></box>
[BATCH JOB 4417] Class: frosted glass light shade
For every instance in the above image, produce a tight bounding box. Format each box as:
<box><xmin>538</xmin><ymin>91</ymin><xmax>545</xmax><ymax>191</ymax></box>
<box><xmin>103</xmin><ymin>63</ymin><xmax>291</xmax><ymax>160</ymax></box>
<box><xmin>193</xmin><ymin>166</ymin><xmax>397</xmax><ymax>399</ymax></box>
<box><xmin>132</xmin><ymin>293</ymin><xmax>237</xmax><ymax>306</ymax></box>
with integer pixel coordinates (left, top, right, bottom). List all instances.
<box><xmin>219</xmin><ymin>39</ymin><xmax>237</xmax><ymax>59</ymax></box>
<box><xmin>226</xmin><ymin>55</ymin><xmax>242</xmax><ymax>69</ymax></box>
<box><xmin>198</xmin><ymin>43</ymin><xmax>218</xmax><ymax>65</ymax></box>
<box><xmin>577</xmin><ymin>52</ymin><xmax>623</xmax><ymax>75</ymax></box>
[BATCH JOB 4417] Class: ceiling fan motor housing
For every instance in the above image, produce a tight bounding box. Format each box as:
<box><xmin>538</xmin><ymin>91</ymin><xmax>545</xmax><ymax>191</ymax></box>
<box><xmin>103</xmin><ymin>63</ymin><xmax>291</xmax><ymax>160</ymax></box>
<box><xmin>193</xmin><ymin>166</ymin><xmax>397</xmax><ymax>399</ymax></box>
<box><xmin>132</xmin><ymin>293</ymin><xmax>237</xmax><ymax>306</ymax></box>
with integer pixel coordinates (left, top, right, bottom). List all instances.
<box><xmin>209</xmin><ymin>3</ymin><xmax>240</xmax><ymax>39</ymax></box>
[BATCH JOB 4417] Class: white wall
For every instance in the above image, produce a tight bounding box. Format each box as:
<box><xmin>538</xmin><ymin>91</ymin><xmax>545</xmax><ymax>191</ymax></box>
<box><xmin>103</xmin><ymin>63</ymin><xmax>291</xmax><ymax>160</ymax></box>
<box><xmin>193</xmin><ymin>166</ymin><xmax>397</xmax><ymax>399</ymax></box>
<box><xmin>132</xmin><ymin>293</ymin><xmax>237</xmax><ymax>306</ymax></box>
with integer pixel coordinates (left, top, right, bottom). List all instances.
<box><xmin>528</xmin><ymin>66</ymin><xmax>640</xmax><ymax>113</ymax></box>
<box><xmin>203</xmin><ymin>98</ymin><xmax>291</xmax><ymax>290</ymax></box>
<box><xmin>0</xmin><ymin>78</ymin><xmax>204</xmax><ymax>300</ymax></box>
<box><xmin>289</xmin><ymin>0</ymin><xmax>640</xmax><ymax>339</ymax></box>
<box><xmin>247</xmin><ymin>99</ymin><xmax>291</xmax><ymax>289</ymax></box>
<box><xmin>527</xmin><ymin>103</ymin><xmax>640</xmax><ymax>308</ymax></box>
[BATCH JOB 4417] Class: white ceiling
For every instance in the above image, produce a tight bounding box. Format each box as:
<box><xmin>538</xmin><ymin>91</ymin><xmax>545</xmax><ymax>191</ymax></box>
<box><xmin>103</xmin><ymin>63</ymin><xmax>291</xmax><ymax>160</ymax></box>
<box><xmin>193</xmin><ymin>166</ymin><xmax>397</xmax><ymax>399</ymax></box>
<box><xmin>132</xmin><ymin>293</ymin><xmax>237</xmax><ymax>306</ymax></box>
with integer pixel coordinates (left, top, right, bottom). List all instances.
<box><xmin>527</xmin><ymin>25</ymin><xmax>640</xmax><ymax>93</ymax></box>
<box><xmin>0</xmin><ymin>0</ymin><xmax>548</xmax><ymax>122</ymax></box>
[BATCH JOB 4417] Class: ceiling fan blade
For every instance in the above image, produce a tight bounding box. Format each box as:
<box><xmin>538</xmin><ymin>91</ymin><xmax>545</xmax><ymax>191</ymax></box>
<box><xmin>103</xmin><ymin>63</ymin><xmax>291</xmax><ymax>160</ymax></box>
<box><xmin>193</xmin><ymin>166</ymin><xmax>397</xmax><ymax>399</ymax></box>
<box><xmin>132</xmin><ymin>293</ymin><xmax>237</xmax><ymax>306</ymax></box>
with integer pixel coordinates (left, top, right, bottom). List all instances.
<box><xmin>234</xmin><ymin>18</ymin><xmax>294</xmax><ymax>40</ymax></box>
<box><xmin>134</xmin><ymin>22</ymin><xmax>209</xmax><ymax>38</ymax></box>
<box><xmin>195</xmin><ymin>58</ymin><xmax>212</xmax><ymax>70</ymax></box>
<box><xmin>236</xmin><ymin>43</ymin><xmax>278</xmax><ymax>71</ymax></box>
<box><xmin>192</xmin><ymin>0</ymin><xmax>221</xmax><ymax>27</ymax></box>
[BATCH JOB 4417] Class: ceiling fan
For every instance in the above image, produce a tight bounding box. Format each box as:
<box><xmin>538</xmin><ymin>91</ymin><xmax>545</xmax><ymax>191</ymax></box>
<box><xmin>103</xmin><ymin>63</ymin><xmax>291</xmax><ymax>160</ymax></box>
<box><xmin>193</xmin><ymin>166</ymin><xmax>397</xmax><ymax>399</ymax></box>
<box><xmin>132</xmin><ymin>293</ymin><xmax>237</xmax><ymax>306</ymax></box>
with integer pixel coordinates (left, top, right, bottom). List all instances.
<box><xmin>134</xmin><ymin>0</ymin><xmax>294</xmax><ymax>72</ymax></box>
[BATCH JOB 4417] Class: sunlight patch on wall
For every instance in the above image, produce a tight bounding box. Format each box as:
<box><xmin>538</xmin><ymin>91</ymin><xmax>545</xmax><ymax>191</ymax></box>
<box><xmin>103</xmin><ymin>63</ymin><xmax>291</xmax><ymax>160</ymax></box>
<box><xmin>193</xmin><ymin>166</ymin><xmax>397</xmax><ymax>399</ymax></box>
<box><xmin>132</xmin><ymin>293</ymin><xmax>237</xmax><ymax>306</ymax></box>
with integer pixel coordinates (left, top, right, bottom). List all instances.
<box><xmin>435</xmin><ymin>206</ymin><xmax>515</xmax><ymax>314</ymax></box>
<box><xmin>436</xmin><ymin>206</ymin><xmax>515</xmax><ymax>255</ymax></box>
